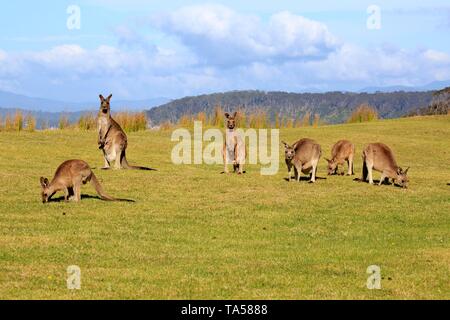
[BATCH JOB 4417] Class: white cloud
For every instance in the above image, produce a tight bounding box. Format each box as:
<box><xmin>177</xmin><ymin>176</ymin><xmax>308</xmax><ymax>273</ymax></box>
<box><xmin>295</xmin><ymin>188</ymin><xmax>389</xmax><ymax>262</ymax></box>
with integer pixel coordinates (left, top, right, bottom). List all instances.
<box><xmin>1</xmin><ymin>4</ymin><xmax>450</xmax><ymax>101</ymax></box>
<box><xmin>149</xmin><ymin>4</ymin><xmax>340</xmax><ymax>66</ymax></box>
<box><xmin>423</xmin><ymin>49</ymin><xmax>450</xmax><ymax>64</ymax></box>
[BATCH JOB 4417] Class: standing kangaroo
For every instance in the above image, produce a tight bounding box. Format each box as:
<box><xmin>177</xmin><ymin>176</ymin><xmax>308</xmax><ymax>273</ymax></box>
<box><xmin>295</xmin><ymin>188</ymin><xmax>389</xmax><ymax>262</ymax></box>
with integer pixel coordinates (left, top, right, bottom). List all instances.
<box><xmin>282</xmin><ymin>138</ymin><xmax>322</xmax><ymax>183</ymax></box>
<box><xmin>97</xmin><ymin>94</ymin><xmax>153</xmax><ymax>170</ymax></box>
<box><xmin>222</xmin><ymin>112</ymin><xmax>246</xmax><ymax>174</ymax></box>
<box><xmin>362</xmin><ymin>143</ymin><xmax>410</xmax><ymax>188</ymax></box>
<box><xmin>40</xmin><ymin>160</ymin><xmax>121</xmax><ymax>203</ymax></box>
<box><xmin>325</xmin><ymin>140</ymin><xmax>355</xmax><ymax>176</ymax></box>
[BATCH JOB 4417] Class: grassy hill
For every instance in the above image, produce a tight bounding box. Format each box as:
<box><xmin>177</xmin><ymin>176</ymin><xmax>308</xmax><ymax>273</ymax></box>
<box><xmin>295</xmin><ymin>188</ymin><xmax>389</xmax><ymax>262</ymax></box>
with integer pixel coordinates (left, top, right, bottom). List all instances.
<box><xmin>0</xmin><ymin>115</ymin><xmax>448</xmax><ymax>299</ymax></box>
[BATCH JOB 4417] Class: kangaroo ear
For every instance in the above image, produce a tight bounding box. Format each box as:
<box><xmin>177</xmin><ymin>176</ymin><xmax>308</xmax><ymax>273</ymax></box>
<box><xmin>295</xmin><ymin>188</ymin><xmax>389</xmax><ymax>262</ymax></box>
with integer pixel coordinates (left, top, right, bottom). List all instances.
<box><xmin>281</xmin><ymin>141</ymin><xmax>289</xmax><ymax>148</ymax></box>
<box><xmin>224</xmin><ymin>113</ymin><xmax>230</xmax><ymax>119</ymax></box>
<box><xmin>324</xmin><ymin>158</ymin><xmax>330</xmax><ymax>162</ymax></box>
<box><xmin>40</xmin><ymin>177</ymin><xmax>49</xmax><ymax>188</ymax></box>
<box><xmin>99</xmin><ymin>94</ymin><xmax>105</xmax><ymax>101</ymax></box>
<box><xmin>404</xmin><ymin>167</ymin><xmax>410</xmax><ymax>174</ymax></box>
<box><xmin>106</xmin><ymin>94</ymin><xmax>112</xmax><ymax>102</ymax></box>
<box><xmin>397</xmin><ymin>167</ymin><xmax>403</xmax><ymax>174</ymax></box>
<box><xmin>233</xmin><ymin>111</ymin><xmax>238</xmax><ymax>118</ymax></box>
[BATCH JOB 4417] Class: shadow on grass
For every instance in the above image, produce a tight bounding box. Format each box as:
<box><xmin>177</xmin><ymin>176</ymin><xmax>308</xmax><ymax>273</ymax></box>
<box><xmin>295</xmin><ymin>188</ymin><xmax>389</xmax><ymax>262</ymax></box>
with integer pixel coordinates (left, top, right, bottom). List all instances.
<box><xmin>353</xmin><ymin>178</ymin><xmax>406</xmax><ymax>188</ymax></box>
<box><xmin>49</xmin><ymin>194</ymin><xmax>135</xmax><ymax>203</ymax></box>
<box><xmin>284</xmin><ymin>176</ymin><xmax>327</xmax><ymax>182</ymax></box>
<box><xmin>220</xmin><ymin>171</ymin><xmax>247</xmax><ymax>174</ymax></box>
<box><xmin>92</xmin><ymin>167</ymin><xmax>157</xmax><ymax>172</ymax></box>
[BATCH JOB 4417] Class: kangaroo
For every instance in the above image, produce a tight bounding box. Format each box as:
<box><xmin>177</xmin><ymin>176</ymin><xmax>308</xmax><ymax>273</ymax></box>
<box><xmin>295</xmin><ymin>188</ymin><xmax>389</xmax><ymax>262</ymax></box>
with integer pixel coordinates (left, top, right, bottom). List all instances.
<box><xmin>282</xmin><ymin>138</ymin><xmax>322</xmax><ymax>183</ymax></box>
<box><xmin>325</xmin><ymin>140</ymin><xmax>355</xmax><ymax>176</ymax></box>
<box><xmin>362</xmin><ymin>143</ymin><xmax>409</xmax><ymax>188</ymax></box>
<box><xmin>40</xmin><ymin>160</ymin><xmax>122</xmax><ymax>203</ymax></box>
<box><xmin>97</xmin><ymin>94</ymin><xmax>153</xmax><ymax>170</ymax></box>
<box><xmin>222</xmin><ymin>112</ymin><xmax>246</xmax><ymax>174</ymax></box>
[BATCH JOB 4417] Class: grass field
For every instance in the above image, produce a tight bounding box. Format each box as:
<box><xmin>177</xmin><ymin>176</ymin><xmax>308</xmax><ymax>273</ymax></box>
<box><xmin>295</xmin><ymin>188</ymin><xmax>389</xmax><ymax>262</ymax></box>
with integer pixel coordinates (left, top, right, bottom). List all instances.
<box><xmin>0</xmin><ymin>115</ymin><xmax>449</xmax><ymax>300</ymax></box>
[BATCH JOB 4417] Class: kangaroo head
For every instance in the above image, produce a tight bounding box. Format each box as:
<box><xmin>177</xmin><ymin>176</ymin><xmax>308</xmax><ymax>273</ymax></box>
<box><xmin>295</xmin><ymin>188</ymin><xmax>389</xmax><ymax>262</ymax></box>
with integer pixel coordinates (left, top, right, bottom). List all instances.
<box><xmin>40</xmin><ymin>177</ymin><xmax>51</xmax><ymax>203</ymax></box>
<box><xmin>99</xmin><ymin>94</ymin><xmax>112</xmax><ymax>115</ymax></box>
<box><xmin>325</xmin><ymin>158</ymin><xmax>338</xmax><ymax>175</ymax></box>
<box><xmin>224</xmin><ymin>112</ymin><xmax>238</xmax><ymax>130</ymax></box>
<box><xmin>282</xmin><ymin>141</ymin><xmax>295</xmax><ymax>161</ymax></box>
<box><xmin>396</xmin><ymin>167</ymin><xmax>410</xmax><ymax>189</ymax></box>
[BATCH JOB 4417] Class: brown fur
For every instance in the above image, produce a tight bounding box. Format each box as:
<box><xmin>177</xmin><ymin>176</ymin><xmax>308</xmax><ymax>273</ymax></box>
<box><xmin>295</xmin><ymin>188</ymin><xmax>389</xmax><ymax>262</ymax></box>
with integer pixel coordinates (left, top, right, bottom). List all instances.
<box><xmin>362</xmin><ymin>143</ymin><xmax>410</xmax><ymax>188</ymax></box>
<box><xmin>325</xmin><ymin>140</ymin><xmax>355</xmax><ymax>175</ymax></box>
<box><xmin>97</xmin><ymin>94</ymin><xmax>153</xmax><ymax>170</ymax></box>
<box><xmin>40</xmin><ymin>160</ymin><xmax>117</xmax><ymax>203</ymax></box>
<box><xmin>222</xmin><ymin>111</ymin><xmax>246</xmax><ymax>174</ymax></box>
<box><xmin>282</xmin><ymin>138</ymin><xmax>322</xmax><ymax>183</ymax></box>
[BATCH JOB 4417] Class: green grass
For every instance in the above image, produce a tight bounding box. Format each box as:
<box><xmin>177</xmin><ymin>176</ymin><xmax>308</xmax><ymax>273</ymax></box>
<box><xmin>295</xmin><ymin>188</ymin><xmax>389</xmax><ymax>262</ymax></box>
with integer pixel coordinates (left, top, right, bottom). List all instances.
<box><xmin>0</xmin><ymin>115</ymin><xmax>449</xmax><ymax>300</ymax></box>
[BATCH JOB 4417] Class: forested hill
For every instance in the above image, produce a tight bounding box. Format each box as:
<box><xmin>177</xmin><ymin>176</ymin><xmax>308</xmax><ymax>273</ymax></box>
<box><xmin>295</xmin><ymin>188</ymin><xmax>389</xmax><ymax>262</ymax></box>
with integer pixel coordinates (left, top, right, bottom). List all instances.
<box><xmin>147</xmin><ymin>90</ymin><xmax>433</xmax><ymax>125</ymax></box>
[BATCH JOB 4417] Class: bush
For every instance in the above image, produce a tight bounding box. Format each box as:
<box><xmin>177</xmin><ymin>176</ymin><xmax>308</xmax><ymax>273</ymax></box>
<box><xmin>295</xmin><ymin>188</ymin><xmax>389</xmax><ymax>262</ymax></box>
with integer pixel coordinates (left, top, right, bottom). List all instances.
<box><xmin>212</xmin><ymin>105</ymin><xmax>224</xmax><ymax>128</ymax></box>
<box><xmin>178</xmin><ymin>114</ymin><xmax>194</xmax><ymax>128</ymax></box>
<box><xmin>59</xmin><ymin>114</ymin><xmax>71</xmax><ymax>130</ymax></box>
<box><xmin>25</xmin><ymin>114</ymin><xmax>36</xmax><ymax>132</ymax></box>
<box><xmin>160</xmin><ymin>121</ymin><xmax>174</xmax><ymax>131</ymax></box>
<box><xmin>4</xmin><ymin>114</ymin><xmax>13</xmax><ymax>131</ymax></box>
<box><xmin>196</xmin><ymin>112</ymin><xmax>207</xmax><ymax>125</ymax></box>
<box><xmin>78</xmin><ymin>113</ymin><xmax>96</xmax><ymax>131</ymax></box>
<box><xmin>248</xmin><ymin>110</ymin><xmax>269</xmax><ymax>128</ymax></box>
<box><xmin>302</xmin><ymin>112</ymin><xmax>311</xmax><ymax>127</ymax></box>
<box><xmin>114</xmin><ymin>112</ymin><xmax>148</xmax><ymax>132</ymax></box>
<box><xmin>13</xmin><ymin>111</ymin><xmax>24</xmax><ymax>131</ymax></box>
<box><xmin>313</xmin><ymin>114</ymin><xmax>321</xmax><ymax>127</ymax></box>
<box><xmin>347</xmin><ymin>104</ymin><xmax>378</xmax><ymax>123</ymax></box>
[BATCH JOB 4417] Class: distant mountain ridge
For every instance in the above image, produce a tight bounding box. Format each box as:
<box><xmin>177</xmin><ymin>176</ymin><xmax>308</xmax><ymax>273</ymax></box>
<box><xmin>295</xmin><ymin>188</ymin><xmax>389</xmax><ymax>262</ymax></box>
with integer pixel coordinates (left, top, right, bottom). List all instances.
<box><xmin>147</xmin><ymin>90</ymin><xmax>434</xmax><ymax>125</ymax></box>
<box><xmin>359</xmin><ymin>80</ymin><xmax>450</xmax><ymax>93</ymax></box>
<box><xmin>0</xmin><ymin>90</ymin><xmax>170</xmax><ymax>112</ymax></box>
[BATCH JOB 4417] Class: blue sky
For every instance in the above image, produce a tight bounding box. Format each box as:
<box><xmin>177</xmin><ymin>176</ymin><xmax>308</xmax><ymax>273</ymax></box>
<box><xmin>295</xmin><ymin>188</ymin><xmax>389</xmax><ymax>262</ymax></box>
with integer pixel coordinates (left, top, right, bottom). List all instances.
<box><xmin>1</xmin><ymin>0</ymin><xmax>450</xmax><ymax>102</ymax></box>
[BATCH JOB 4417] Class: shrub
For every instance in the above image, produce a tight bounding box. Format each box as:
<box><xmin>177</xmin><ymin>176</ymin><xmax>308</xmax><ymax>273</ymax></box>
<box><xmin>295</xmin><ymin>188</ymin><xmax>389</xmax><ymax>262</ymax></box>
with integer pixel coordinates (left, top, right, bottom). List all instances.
<box><xmin>234</xmin><ymin>109</ymin><xmax>247</xmax><ymax>128</ymax></box>
<box><xmin>248</xmin><ymin>109</ymin><xmax>269</xmax><ymax>128</ymax></box>
<box><xmin>347</xmin><ymin>104</ymin><xmax>379</xmax><ymax>123</ymax></box>
<box><xmin>13</xmin><ymin>111</ymin><xmax>24</xmax><ymax>131</ymax></box>
<box><xmin>160</xmin><ymin>121</ymin><xmax>174</xmax><ymax>131</ymax></box>
<box><xmin>114</xmin><ymin>112</ymin><xmax>148</xmax><ymax>132</ymax></box>
<box><xmin>285</xmin><ymin>117</ymin><xmax>294</xmax><ymax>128</ymax></box>
<box><xmin>4</xmin><ymin>114</ymin><xmax>13</xmax><ymax>131</ymax></box>
<box><xmin>212</xmin><ymin>105</ymin><xmax>224</xmax><ymax>128</ymax></box>
<box><xmin>313</xmin><ymin>114</ymin><xmax>321</xmax><ymax>127</ymax></box>
<box><xmin>25</xmin><ymin>114</ymin><xmax>36</xmax><ymax>132</ymax></box>
<box><xmin>78</xmin><ymin>113</ymin><xmax>96</xmax><ymax>131</ymax></box>
<box><xmin>59</xmin><ymin>114</ymin><xmax>71</xmax><ymax>130</ymax></box>
<box><xmin>274</xmin><ymin>113</ymin><xmax>281</xmax><ymax>128</ymax></box>
<box><xmin>302</xmin><ymin>112</ymin><xmax>311</xmax><ymax>127</ymax></box>
<box><xmin>178</xmin><ymin>114</ymin><xmax>194</xmax><ymax>128</ymax></box>
<box><xmin>196</xmin><ymin>112</ymin><xmax>208</xmax><ymax>125</ymax></box>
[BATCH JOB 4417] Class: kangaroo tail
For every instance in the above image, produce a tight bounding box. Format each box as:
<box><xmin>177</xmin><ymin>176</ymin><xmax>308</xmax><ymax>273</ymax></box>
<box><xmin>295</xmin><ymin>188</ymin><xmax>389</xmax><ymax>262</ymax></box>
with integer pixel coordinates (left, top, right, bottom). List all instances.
<box><xmin>90</xmin><ymin>172</ymin><xmax>116</xmax><ymax>201</ymax></box>
<box><xmin>121</xmin><ymin>150</ymin><xmax>156</xmax><ymax>171</ymax></box>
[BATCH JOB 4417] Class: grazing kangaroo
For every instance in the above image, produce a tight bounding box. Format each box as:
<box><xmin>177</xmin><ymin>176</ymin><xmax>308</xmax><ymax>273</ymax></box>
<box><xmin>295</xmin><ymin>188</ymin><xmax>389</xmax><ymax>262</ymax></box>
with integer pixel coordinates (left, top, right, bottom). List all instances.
<box><xmin>282</xmin><ymin>138</ymin><xmax>322</xmax><ymax>183</ymax></box>
<box><xmin>222</xmin><ymin>112</ymin><xmax>246</xmax><ymax>174</ymax></box>
<box><xmin>362</xmin><ymin>143</ymin><xmax>410</xmax><ymax>188</ymax></box>
<box><xmin>40</xmin><ymin>160</ymin><xmax>122</xmax><ymax>203</ymax></box>
<box><xmin>97</xmin><ymin>94</ymin><xmax>153</xmax><ymax>170</ymax></box>
<box><xmin>325</xmin><ymin>140</ymin><xmax>355</xmax><ymax>176</ymax></box>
